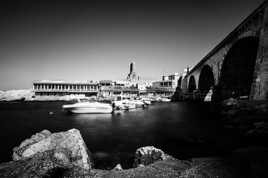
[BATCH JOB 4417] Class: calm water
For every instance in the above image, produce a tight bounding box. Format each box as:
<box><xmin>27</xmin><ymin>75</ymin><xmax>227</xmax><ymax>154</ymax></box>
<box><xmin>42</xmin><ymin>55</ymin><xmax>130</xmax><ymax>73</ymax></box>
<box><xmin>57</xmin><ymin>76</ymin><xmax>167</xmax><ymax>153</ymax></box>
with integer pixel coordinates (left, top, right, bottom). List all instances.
<box><xmin>0</xmin><ymin>101</ymin><xmax>236</xmax><ymax>169</ymax></box>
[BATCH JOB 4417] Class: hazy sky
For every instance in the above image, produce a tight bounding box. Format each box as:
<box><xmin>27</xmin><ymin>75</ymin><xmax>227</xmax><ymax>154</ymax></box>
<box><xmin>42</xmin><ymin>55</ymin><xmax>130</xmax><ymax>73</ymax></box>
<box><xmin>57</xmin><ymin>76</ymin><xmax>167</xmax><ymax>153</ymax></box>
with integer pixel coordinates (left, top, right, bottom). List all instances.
<box><xmin>0</xmin><ymin>0</ymin><xmax>264</xmax><ymax>90</ymax></box>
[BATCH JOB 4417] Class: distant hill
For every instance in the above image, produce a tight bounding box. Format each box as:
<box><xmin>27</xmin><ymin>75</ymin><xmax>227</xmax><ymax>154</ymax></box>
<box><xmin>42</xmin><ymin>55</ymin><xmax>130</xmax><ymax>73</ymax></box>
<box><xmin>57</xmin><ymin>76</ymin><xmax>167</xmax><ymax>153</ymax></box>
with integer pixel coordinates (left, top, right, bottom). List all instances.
<box><xmin>0</xmin><ymin>89</ymin><xmax>34</xmax><ymax>101</ymax></box>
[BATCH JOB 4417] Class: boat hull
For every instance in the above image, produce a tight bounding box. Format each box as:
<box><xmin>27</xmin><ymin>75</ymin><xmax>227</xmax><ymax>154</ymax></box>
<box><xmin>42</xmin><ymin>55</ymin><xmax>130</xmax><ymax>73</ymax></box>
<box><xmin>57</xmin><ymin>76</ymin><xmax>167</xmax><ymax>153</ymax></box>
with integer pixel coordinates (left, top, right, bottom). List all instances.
<box><xmin>67</xmin><ymin>107</ymin><xmax>113</xmax><ymax>114</ymax></box>
<box><xmin>62</xmin><ymin>102</ymin><xmax>113</xmax><ymax>114</ymax></box>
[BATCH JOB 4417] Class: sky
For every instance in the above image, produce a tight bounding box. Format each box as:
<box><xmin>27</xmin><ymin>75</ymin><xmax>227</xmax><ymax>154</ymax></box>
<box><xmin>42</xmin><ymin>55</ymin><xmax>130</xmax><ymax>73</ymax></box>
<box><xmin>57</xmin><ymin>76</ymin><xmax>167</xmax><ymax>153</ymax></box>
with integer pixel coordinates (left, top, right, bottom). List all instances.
<box><xmin>0</xmin><ymin>0</ymin><xmax>264</xmax><ymax>90</ymax></box>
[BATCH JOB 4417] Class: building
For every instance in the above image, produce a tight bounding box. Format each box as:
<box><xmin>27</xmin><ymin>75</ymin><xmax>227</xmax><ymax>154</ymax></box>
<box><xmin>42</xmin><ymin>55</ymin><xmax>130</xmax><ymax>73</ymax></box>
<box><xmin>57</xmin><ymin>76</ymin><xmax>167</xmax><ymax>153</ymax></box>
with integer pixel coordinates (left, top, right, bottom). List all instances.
<box><xmin>99</xmin><ymin>80</ymin><xmax>114</xmax><ymax>87</ymax></box>
<box><xmin>96</xmin><ymin>79</ymin><xmax>139</xmax><ymax>98</ymax></box>
<box><xmin>32</xmin><ymin>62</ymin><xmax>153</xmax><ymax>99</ymax></box>
<box><xmin>152</xmin><ymin>73</ymin><xmax>180</xmax><ymax>89</ymax></box>
<box><xmin>33</xmin><ymin>80</ymin><xmax>99</xmax><ymax>96</ymax></box>
<box><xmin>126</xmin><ymin>62</ymin><xmax>140</xmax><ymax>82</ymax></box>
<box><xmin>99</xmin><ymin>86</ymin><xmax>139</xmax><ymax>98</ymax></box>
<box><xmin>150</xmin><ymin>73</ymin><xmax>181</xmax><ymax>96</ymax></box>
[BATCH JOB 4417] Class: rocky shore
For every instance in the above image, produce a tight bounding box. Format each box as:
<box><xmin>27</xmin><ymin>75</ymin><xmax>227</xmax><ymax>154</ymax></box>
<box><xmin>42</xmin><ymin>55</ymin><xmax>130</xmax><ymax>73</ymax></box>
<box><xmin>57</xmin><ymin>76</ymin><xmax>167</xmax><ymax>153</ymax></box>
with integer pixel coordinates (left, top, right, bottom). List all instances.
<box><xmin>0</xmin><ymin>125</ymin><xmax>267</xmax><ymax>178</ymax></box>
<box><xmin>220</xmin><ymin>98</ymin><xmax>268</xmax><ymax>143</ymax></box>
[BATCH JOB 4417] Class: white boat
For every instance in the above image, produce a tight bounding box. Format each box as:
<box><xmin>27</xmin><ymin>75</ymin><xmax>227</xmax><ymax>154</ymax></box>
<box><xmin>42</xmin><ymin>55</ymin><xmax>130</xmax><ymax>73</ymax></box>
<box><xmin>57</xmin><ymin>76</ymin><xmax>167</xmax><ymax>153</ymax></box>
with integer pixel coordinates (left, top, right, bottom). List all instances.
<box><xmin>129</xmin><ymin>99</ymin><xmax>145</xmax><ymax>108</ymax></box>
<box><xmin>141</xmin><ymin>98</ymin><xmax>152</xmax><ymax>105</ymax></box>
<box><xmin>113</xmin><ymin>100</ymin><xmax>126</xmax><ymax>110</ymax></box>
<box><xmin>160</xmin><ymin>98</ymin><xmax>171</xmax><ymax>102</ymax></box>
<box><xmin>62</xmin><ymin>98</ymin><xmax>113</xmax><ymax>114</ymax></box>
<box><xmin>113</xmin><ymin>100</ymin><xmax>136</xmax><ymax>110</ymax></box>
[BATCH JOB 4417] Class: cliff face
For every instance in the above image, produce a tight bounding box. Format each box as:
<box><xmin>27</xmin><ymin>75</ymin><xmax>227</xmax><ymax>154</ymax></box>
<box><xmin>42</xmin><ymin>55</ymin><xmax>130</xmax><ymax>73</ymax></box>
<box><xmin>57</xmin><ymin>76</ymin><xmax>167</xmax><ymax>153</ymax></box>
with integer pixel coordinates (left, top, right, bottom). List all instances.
<box><xmin>1</xmin><ymin>129</ymin><xmax>268</xmax><ymax>178</ymax></box>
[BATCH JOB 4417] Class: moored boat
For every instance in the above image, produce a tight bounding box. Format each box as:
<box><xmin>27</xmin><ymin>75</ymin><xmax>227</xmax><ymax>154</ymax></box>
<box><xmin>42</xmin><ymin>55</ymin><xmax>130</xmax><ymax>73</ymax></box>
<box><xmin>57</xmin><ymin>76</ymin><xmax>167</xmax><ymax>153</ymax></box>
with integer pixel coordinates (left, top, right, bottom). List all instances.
<box><xmin>141</xmin><ymin>98</ymin><xmax>152</xmax><ymax>105</ymax></box>
<box><xmin>113</xmin><ymin>100</ymin><xmax>136</xmax><ymax>110</ymax></box>
<box><xmin>62</xmin><ymin>98</ymin><xmax>113</xmax><ymax>114</ymax></box>
<box><xmin>160</xmin><ymin>97</ymin><xmax>171</xmax><ymax>102</ymax></box>
<box><xmin>129</xmin><ymin>99</ymin><xmax>145</xmax><ymax>108</ymax></box>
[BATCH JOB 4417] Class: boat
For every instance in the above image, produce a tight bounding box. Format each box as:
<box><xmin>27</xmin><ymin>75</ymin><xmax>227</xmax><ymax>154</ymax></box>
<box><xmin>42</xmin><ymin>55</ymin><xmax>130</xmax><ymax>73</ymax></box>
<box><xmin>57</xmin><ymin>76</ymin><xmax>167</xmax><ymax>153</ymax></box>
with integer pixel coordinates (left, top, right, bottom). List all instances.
<box><xmin>160</xmin><ymin>98</ymin><xmax>171</xmax><ymax>102</ymax></box>
<box><xmin>143</xmin><ymin>100</ymin><xmax>151</xmax><ymax>105</ymax></box>
<box><xmin>113</xmin><ymin>100</ymin><xmax>136</xmax><ymax>110</ymax></box>
<box><xmin>141</xmin><ymin>98</ymin><xmax>152</xmax><ymax>105</ymax></box>
<box><xmin>124</xmin><ymin>101</ymin><xmax>136</xmax><ymax>110</ymax></box>
<box><xmin>62</xmin><ymin>98</ymin><xmax>113</xmax><ymax>114</ymax></box>
<box><xmin>129</xmin><ymin>99</ymin><xmax>145</xmax><ymax>108</ymax></box>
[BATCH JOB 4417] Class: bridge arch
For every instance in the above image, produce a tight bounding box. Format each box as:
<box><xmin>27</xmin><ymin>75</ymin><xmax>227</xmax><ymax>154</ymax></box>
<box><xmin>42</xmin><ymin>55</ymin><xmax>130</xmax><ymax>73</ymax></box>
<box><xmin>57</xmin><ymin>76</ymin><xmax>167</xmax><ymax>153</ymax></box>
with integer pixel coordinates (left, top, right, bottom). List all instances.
<box><xmin>219</xmin><ymin>36</ymin><xmax>259</xmax><ymax>99</ymax></box>
<box><xmin>188</xmin><ymin>75</ymin><xmax>196</xmax><ymax>92</ymax></box>
<box><xmin>198</xmin><ymin>65</ymin><xmax>215</xmax><ymax>94</ymax></box>
<box><xmin>177</xmin><ymin>76</ymin><xmax>182</xmax><ymax>89</ymax></box>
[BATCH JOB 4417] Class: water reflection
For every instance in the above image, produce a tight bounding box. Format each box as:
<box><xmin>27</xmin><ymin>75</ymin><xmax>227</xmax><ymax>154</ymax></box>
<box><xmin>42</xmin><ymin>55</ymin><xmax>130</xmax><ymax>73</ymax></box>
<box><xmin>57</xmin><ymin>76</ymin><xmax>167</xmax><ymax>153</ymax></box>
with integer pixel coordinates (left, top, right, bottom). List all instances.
<box><xmin>72</xmin><ymin>113</ymin><xmax>114</xmax><ymax>121</ymax></box>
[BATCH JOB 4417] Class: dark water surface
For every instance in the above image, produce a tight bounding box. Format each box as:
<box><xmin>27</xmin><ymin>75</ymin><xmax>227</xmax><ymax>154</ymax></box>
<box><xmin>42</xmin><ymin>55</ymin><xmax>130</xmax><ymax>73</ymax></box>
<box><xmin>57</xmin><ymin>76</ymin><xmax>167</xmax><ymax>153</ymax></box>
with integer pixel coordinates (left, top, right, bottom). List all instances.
<box><xmin>0</xmin><ymin>101</ymin><xmax>237</xmax><ymax>169</ymax></box>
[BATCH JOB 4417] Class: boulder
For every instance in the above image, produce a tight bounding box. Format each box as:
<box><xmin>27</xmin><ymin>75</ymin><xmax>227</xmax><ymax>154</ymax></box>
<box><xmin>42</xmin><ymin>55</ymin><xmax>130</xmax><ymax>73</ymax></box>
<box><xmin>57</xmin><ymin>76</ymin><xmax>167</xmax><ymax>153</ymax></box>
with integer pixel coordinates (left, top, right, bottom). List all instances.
<box><xmin>222</xmin><ymin>97</ymin><xmax>238</xmax><ymax>107</ymax></box>
<box><xmin>179</xmin><ymin>157</ymin><xmax>243</xmax><ymax>178</ymax></box>
<box><xmin>232</xmin><ymin>146</ymin><xmax>268</xmax><ymax>178</ymax></box>
<box><xmin>246</xmin><ymin>121</ymin><xmax>268</xmax><ymax>137</ymax></box>
<box><xmin>133</xmin><ymin>146</ymin><xmax>174</xmax><ymax>167</ymax></box>
<box><xmin>12</xmin><ymin>129</ymin><xmax>52</xmax><ymax>160</ymax></box>
<box><xmin>93</xmin><ymin>159</ymin><xmax>191</xmax><ymax>178</ymax></box>
<box><xmin>113</xmin><ymin>164</ymin><xmax>123</xmax><ymax>171</ymax></box>
<box><xmin>204</xmin><ymin>88</ymin><xmax>213</xmax><ymax>102</ymax></box>
<box><xmin>0</xmin><ymin>149</ymin><xmax>73</xmax><ymax>177</ymax></box>
<box><xmin>12</xmin><ymin>129</ymin><xmax>92</xmax><ymax>171</ymax></box>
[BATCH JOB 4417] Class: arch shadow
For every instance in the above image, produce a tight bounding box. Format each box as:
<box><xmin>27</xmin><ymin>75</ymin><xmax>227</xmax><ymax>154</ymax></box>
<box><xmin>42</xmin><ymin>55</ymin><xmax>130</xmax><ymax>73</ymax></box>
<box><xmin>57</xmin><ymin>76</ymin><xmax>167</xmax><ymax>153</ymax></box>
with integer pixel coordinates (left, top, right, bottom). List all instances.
<box><xmin>218</xmin><ymin>36</ymin><xmax>259</xmax><ymax>100</ymax></box>
<box><xmin>199</xmin><ymin>65</ymin><xmax>215</xmax><ymax>93</ymax></box>
<box><xmin>177</xmin><ymin>76</ymin><xmax>182</xmax><ymax>89</ymax></box>
<box><xmin>188</xmin><ymin>75</ymin><xmax>196</xmax><ymax>93</ymax></box>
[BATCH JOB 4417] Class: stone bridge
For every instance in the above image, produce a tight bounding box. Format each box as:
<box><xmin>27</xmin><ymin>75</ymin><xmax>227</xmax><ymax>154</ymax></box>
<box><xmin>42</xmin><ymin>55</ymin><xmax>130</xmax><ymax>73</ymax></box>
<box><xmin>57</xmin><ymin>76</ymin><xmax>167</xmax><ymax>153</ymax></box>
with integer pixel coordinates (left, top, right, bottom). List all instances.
<box><xmin>177</xmin><ymin>1</ymin><xmax>268</xmax><ymax>101</ymax></box>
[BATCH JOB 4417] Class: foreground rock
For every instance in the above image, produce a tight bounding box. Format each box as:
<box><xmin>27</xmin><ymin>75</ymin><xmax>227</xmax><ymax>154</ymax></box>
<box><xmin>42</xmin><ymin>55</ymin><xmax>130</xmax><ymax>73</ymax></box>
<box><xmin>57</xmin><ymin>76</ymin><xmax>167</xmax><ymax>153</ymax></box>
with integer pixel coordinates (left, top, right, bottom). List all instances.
<box><xmin>0</xmin><ymin>149</ymin><xmax>90</xmax><ymax>177</ymax></box>
<box><xmin>1</xmin><ymin>129</ymin><xmax>268</xmax><ymax>177</ymax></box>
<box><xmin>133</xmin><ymin>146</ymin><xmax>174</xmax><ymax>167</ymax></box>
<box><xmin>92</xmin><ymin>159</ymin><xmax>191</xmax><ymax>178</ymax></box>
<box><xmin>0</xmin><ymin>128</ymin><xmax>91</xmax><ymax>177</ymax></box>
<box><xmin>221</xmin><ymin>99</ymin><xmax>268</xmax><ymax>140</ymax></box>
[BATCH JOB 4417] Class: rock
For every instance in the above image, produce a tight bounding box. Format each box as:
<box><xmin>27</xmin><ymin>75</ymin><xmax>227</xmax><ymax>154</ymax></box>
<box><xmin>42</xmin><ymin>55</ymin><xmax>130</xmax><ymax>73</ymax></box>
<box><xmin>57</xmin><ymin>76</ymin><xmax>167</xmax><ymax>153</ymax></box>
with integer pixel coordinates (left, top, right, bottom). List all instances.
<box><xmin>53</xmin><ymin>148</ymin><xmax>71</xmax><ymax>165</ymax></box>
<box><xmin>137</xmin><ymin>164</ymin><xmax>145</xmax><ymax>167</ymax></box>
<box><xmin>224</xmin><ymin>124</ymin><xmax>235</xmax><ymax>129</ymax></box>
<box><xmin>253</xmin><ymin>121</ymin><xmax>268</xmax><ymax>128</ymax></box>
<box><xmin>1</xmin><ymin>132</ymin><xmax>196</xmax><ymax>178</ymax></box>
<box><xmin>204</xmin><ymin>88</ymin><xmax>213</xmax><ymax>102</ymax></box>
<box><xmin>232</xmin><ymin>147</ymin><xmax>268</xmax><ymax>178</ymax></box>
<box><xmin>246</xmin><ymin>122</ymin><xmax>268</xmax><ymax>137</ymax></box>
<box><xmin>179</xmin><ymin>157</ymin><xmax>243</xmax><ymax>178</ymax></box>
<box><xmin>133</xmin><ymin>146</ymin><xmax>174</xmax><ymax>167</ymax></box>
<box><xmin>0</xmin><ymin>149</ymin><xmax>73</xmax><ymax>177</ymax></box>
<box><xmin>95</xmin><ymin>159</ymin><xmax>191</xmax><ymax>178</ymax></box>
<box><xmin>113</xmin><ymin>164</ymin><xmax>123</xmax><ymax>171</ymax></box>
<box><xmin>222</xmin><ymin>97</ymin><xmax>238</xmax><ymax>107</ymax></box>
<box><xmin>12</xmin><ymin>129</ymin><xmax>92</xmax><ymax>171</ymax></box>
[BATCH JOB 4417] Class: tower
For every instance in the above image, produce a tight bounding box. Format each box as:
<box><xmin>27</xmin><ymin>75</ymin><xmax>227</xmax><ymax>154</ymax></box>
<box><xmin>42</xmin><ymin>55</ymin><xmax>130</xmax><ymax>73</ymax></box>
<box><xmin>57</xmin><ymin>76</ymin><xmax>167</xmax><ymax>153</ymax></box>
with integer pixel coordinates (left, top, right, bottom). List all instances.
<box><xmin>130</xmin><ymin>62</ymin><xmax>135</xmax><ymax>73</ymax></box>
<box><xmin>127</xmin><ymin>61</ymin><xmax>139</xmax><ymax>82</ymax></box>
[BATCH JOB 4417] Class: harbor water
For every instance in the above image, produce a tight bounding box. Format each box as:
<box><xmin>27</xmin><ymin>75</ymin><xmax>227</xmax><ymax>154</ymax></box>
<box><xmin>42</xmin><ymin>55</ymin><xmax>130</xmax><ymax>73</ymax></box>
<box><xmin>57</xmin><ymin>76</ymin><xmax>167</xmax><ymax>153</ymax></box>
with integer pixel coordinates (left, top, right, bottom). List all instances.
<box><xmin>0</xmin><ymin>101</ymin><xmax>238</xmax><ymax>169</ymax></box>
